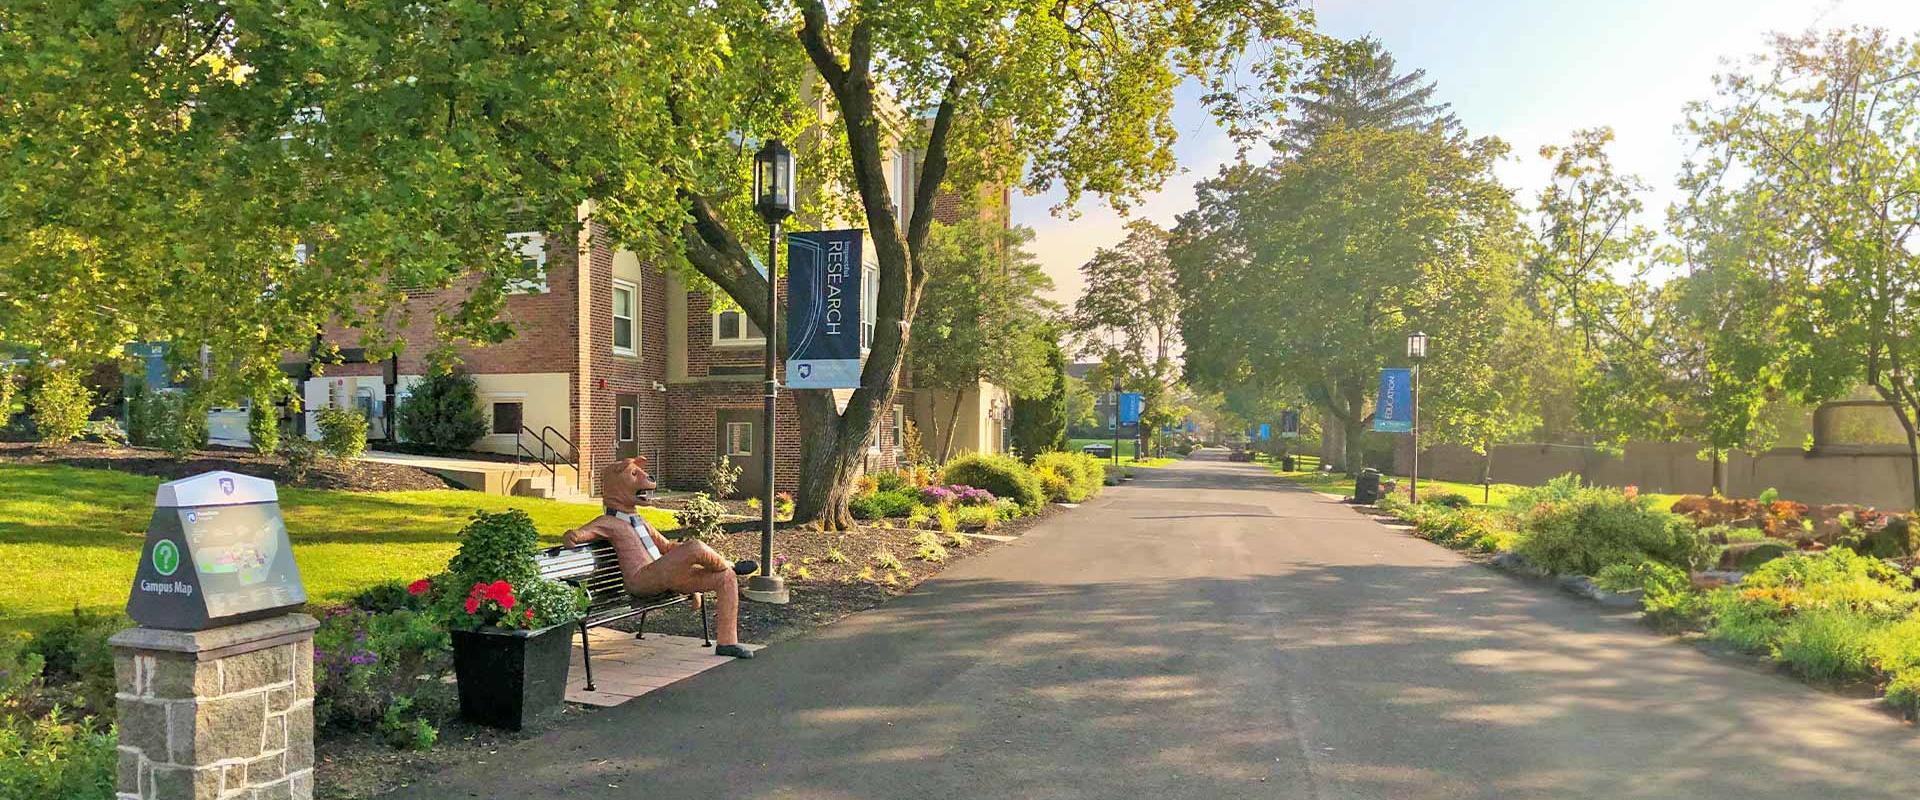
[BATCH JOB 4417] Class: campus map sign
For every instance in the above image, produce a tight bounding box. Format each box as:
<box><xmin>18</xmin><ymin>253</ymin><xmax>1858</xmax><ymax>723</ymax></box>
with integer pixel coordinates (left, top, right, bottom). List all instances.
<box><xmin>127</xmin><ymin>471</ymin><xmax>307</xmax><ymax>631</ymax></box>
<box><xmin>786</xmin><ymin>229</ymin><xmax>865</xmax><ymax>389</ymax></box>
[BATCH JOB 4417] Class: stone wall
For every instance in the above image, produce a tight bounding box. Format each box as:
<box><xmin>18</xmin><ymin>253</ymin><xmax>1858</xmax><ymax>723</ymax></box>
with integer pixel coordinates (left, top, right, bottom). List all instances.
<box><xmin>112</xmin><ymin>615</ymin><xmax>318</xmax><ymax>800</ymax></box>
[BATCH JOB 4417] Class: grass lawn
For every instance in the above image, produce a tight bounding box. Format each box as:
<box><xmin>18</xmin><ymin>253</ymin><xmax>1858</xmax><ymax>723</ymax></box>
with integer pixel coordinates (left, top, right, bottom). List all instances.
<box><xmin>0</xmin><ymin>463</ymin><xmax>677</xmax><ymax>633</ymax></box>
<box><xmin>1268</xmin><ymin>462</ymin><xmax>1686</xmax><ymax>511</ymax></box>
<box><xmin>1067</xmin><ymin>438</ymin><xmax>1178</xmax><ymax>467</ymax></box>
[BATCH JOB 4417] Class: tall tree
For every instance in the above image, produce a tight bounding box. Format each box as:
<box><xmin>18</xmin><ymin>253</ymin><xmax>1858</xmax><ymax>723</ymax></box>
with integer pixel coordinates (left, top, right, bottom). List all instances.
<box><xmin>1173</xmin><ymin>125</ymin><xmax>1524</xmax><ymax>473</ymax></box>
<box><xmin>908</xmin><ymin>220</ymin><xmax>1057</xmax><ymax>460</ymax></box>
<box><xmin>1674</xmin><ymin>28</ymin><xmax>1920</xmax><ymax>503</ymax></box>
<box><xmin>1276</xmin><ymin>36</ymin><xmax>1460</xmax><ymax>152</ymax></box>
<box><xmin>1010</xmin><ymin>338</ymin><xmax>1070</xmax><ymax>457</ymax></box>
<box><xmin>1070</xmin><ymin>220</ymin><xmax>1185</xmax><ymax>455</ymax></box>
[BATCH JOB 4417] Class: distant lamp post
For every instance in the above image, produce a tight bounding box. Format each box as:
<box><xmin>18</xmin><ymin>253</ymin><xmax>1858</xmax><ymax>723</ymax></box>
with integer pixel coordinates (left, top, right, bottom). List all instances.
<box><xmin>746</xmin><ymin>139</ymin><xmax>794</xmax><ymax>606</ymax></box>
<box><xmin>1111</xmin><ymin>379</ymin><xmax>1123</xmax><ymax>467</ymax></box>
<box><xmin>1407</xmin><ymin>331</ymin><xmax>1429</xmax><ymax>503</ymax></box>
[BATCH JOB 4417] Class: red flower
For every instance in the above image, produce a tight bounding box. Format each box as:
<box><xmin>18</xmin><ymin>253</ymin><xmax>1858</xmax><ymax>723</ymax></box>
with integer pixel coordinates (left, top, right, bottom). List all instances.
<box><xmin>407</xmin><ymin>579</ymin><xmax>432</xmax><ymax>596</ymax></box>
<box><xmin>464</xmin><ymin>595</ymin><xmax>481</xmax><ymax>615</ymax></box>
<box><xmin>485</xmin><ymin>580</ymin><xmax>517</xmax><ymax>610</ymax></box>
<box><xmin>524</xmin><ymin>609</ymin><xmax>535</xmax><ymax>622</ymax></box>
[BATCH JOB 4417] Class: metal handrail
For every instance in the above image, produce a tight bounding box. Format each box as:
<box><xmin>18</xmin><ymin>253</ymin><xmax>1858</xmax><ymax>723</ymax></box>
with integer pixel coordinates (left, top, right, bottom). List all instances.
<box><xmin>514</xmin><ymin>425</ymin><xmax>558</xmax><ymax>493</ymax></box>
<box><xmin>540</xmin><ymin>426</ymin><xmax>582</xmax><ymax>494</ymax></box>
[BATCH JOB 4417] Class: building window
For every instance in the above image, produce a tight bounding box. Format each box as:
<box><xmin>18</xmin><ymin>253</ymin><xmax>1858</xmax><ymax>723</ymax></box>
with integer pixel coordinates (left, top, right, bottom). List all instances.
<box><xmin>491</xmin><ymin>401</ymin><xmax>524</xmax><ymax>435</ymax></box>
<box><xmin>891</xmin><ymin>405</ymin><xmax>905</xmax><ymax>450</ymax></box>
<box><xmin>612</xmin><ymin>279</ymin><xmax>638</xmax><ymax>355</ymax></box>
<box><xmin>724</xmin><ymin>421</ymin><xmax>753</xmax><ymax>456</ymax></box>
<box><xmin>505</xmin><ymin>232</ymin><xmax>548</xmax><ymax>294</ymax></box>
<box><xmin>713</xmin><ymin>307</ymin><xmax>764</xmax><ymax>346</ymax></box>
<box><xmin>618</xmin><ymin>406</ymin><xmax>635</xmax><ymax>442</ymax></box>
<box><xmin>861</xmin><ymin>263</ymin><xmax>878</xmax><ymax>350</ymax></box>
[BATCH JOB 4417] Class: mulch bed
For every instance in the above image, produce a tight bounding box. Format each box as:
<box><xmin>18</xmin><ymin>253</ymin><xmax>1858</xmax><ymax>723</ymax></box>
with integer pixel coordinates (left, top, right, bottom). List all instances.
<box><xmin>316</xmin><ymin>708</ymin><xmax>600</xmax><ymax>800</ymax></box>
<box><xmin>0</xmin><ymin>441</ymin><xmax>453</xmax><ymax>492</ymax></box>
<box><xmin>636</xmin><ymin>504</ymin><xmax>1061</xmax><ymax>644</ymax></box>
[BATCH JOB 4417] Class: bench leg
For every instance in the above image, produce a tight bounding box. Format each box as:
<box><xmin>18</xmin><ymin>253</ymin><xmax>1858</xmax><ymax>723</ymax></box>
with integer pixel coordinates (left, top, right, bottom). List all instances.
<box><xmin>700</xmin><ymin>595</ymin><xmax>712</xmax><ymax>647</ymax></box>
<box><xmin>634</xmin><ymin>610</ymin><xmax>648</xmax><ymax>640</ymax></box>
<box><xmin>579</xmin><ymin>622</ymin><xmax>596</xmax><ymax>692</ymax></box>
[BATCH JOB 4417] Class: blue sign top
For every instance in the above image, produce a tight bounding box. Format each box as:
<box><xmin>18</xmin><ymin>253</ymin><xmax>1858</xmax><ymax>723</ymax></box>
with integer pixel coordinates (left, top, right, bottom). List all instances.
<box><xmin>1374</xmin><ymin>368</ymin><xmax>1413</xmax><ymax>432</ymax></box>
<box><xmin>1117</xmin><ymin>392</ymin><xmax>1144</xmax><ymax>425</ymax></box>
<box><xmin>786</xmin><ymin>229</ymin><xmax>865</xmax><ymax>389</ymax></box>
<box><xmin>1258</xmin><ymin>423</ymin><xmax>1271</xmax><ymax>440</ymax></box>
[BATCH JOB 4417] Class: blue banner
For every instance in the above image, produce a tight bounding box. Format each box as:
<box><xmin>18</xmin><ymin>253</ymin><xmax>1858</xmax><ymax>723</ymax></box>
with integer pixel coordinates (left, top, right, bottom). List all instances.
<box><xmin>1117</xmin><ymin>392</ymin><xmax>1143</xmax><ymax>425</ymax></box>
<box><xmin>1185</xmin><ymin>419</ymin><xmax>1197</xmax><ymax>433</ymax></box>
<box><xmin>786</xmin><ymin>229</ymin><xmax>864</xmax><ymax>389</ymax></box>
<box><xmin>1374</xmin><ymin>368</ymin><xmax>1413</xmax><ymax>432</ymax></box>
<box><xmin>1258</xmin><ymin>423</ymin><xmax>1271</xmax><ymax>440</ymax></box>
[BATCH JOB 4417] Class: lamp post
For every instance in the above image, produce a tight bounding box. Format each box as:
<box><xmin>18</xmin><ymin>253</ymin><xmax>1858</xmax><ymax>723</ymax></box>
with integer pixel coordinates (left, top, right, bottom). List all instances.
<box><xmin>1407</xmin><ymin>331</ymin><xmax>1428</xmax><ymax>503</ymax></box>
<box><xmin>1111</xmin><ymin>378</ymin><xmax>1122</xmax><ymax>467</ymax></box>
<box><xmin>745</xmin><ymin>139</ymin><xmax>794</xmax><ymax>605</ymax></box>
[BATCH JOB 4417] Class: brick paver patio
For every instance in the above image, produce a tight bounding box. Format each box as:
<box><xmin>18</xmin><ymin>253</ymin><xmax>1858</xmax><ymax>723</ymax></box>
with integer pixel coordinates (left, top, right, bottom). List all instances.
<box><xmin>565</xmin><ymin>628</ymin><xmax>761</xmax><ymax>707</ymax></box>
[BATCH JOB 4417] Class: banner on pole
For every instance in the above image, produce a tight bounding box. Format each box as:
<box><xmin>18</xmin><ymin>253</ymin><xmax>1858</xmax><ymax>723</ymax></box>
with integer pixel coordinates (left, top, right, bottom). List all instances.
<box><xmin>1258</xmin><ymin>423</ymin><xmax>1271</xmax><ymax>440</ymax></box>
<box><xmin>1374</xmin><ymin>368</ymin><xmax>1413</xmax><ymax>432</ymax></box>
<box><xmin>785</xmin><ymin>229</ymin><xmax>865</xmax><ymax>389</ymax></box>
<box><xmin>1280</xmin><ymin>409</ymin><xmax>1300</xmax><ymax>438</ymax></box>
<box><xmin>1117</xmin><ymin>392</ymin><xmax>1144</xmax><ymax>425</ymax></box>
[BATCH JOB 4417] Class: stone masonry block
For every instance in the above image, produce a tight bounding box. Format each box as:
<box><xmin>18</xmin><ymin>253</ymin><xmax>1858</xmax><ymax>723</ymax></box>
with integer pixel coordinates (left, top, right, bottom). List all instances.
<box><xmin>246</xmin><ymin>751</ymin><xmax>286</xmax><ymax>784</ymax></box>
<box><xmin>117</xmin><ymin>747</ymin><xmax>141</xmax><ymax>794</ymax></box>
<box><xmin>293</xmin><ymin>641</ymin><xmax>312</xmax><ymax>696</ymax></box>
<box><xmin>223</xmin><ymin>762</ymin><xmax>247</xmax><ymax>794</ymax></box>
<box><xmin>250</xmin><ymin>777</ymin><xmax>293</xmax><ymax>800</ymax></box>
<box><xmin>284</xmin><ymin>703</ymin><xmax>314</xmax><ymax>771</ymax></box>
<box><xmin>221</xmin><ymin>646</ymin><xmax>290</xmax><ymax>695</ymax></box>
<box><xmin>149</xmin><ymin>764</ymin><xmax>222</xmax><ymax>800</ymax></box>
<box><xmin>174</xmin><ymin>691</ymin><xmax>268</xmax><ymax>765</ymax></box>
<box><xmin>151</xmin><ymin>655</ymin><xmax>221</xmax><ymax>700</ymax></box>
<box><xmin>289</xmin><ymin>770</ymin><xmax>313</xmax><ymax>800</ymax></box>
<box><xmin>262</xmin><ymin>713</ymin><xmax>286</xmax><ymax>753</ymax></box>
<box><xmin>268</xmin><ymin>686</ymin><xmax>292</xmax><ymax>713</ymax></box>
<box><xmin>117</xmin><ymin>698</ymin><xmax>168</xmax><ymax>754</ymax></box>
<box><xmin>115</xmin><ymin>652</ymin><xmax>137</xmax><ymax>694</ymax></box>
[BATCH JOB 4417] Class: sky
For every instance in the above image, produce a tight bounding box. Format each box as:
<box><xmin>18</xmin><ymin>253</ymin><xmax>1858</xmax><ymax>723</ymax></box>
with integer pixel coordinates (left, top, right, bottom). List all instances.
<box><xmin>1012</xmin><ymin>0</ymin><xmax>1920</xmax><ymax>306</ymax></box>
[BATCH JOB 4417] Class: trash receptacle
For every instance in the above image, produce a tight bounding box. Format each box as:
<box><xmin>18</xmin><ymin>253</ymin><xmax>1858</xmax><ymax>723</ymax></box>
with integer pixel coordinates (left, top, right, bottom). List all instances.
<box><xmin>1280</xmin><ymin>455</ymin><xmax>1295</xmax><ymax>471</ymax></box>
<box><xmin>1354</xmin><ymin>468</ymin><xmax>1382</xmax><ymax>504</ymax></box>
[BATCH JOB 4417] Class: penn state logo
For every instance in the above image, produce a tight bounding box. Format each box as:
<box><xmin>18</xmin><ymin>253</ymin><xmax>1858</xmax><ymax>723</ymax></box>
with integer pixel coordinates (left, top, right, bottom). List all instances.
<box><xmin>797</xmin><ymin>364</ymin><xmax>813</xmax><ymax>379</ymax></box>
<box><xmin>219</xmin><ymin>477</ymin><xmax>236</xmax><ymax>496</ymax></box>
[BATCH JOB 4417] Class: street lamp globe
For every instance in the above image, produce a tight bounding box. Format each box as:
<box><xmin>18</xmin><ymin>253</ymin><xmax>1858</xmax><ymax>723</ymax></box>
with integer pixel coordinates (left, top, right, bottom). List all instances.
<box><xmin>753</xmin><ymin>139</ymin><xmax>796</xmax><ymax>224</ymax></box>
<box><xmin>1407</xmin><ymin>331</ymin><xmax>1429</xmax><ymax>361</ymax></box>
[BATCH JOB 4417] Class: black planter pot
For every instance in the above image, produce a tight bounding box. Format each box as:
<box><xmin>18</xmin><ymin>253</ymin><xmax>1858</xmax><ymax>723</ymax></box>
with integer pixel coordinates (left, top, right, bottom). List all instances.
<box><xmin>451</xmin><ymin>623</ymin><xmax>573</xmax><ymax>731</ymax></box>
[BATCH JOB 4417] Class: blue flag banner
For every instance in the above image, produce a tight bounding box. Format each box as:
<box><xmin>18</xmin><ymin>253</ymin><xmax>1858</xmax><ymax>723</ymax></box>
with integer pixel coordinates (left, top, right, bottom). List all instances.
<box><xmin>1185</xmin><ymin>419</ymin><xmax>1197</xmax><ymax>433</ymax></box>
<box><xmin>1258</xmin><ymin>423</ymin><xmax>1271</xmax><ymax>440</ymax></box>
<box><xmin>1374</xmin><ymin>368</ymin><xmax>1414</xmax><ymax>432</ymax></box>
<box><xmin>1118</xmin><ymin>392</ymin><xmax>1144</xmax><ymax>425</ymax></box>
<box><xmin>786</xmin><ymin>229</ymin><xmax>865</xmax><ymax>389</ymax></box>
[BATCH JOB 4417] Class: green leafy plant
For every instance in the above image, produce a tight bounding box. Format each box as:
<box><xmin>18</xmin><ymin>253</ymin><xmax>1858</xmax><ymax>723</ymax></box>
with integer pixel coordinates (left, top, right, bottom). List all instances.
<box><xmin>1512</xmin><ymin>485</ymin><xmax>1709</xmax><ymax>575</ymax></box>
<box><xmin>396</xmin><ymin>371</ymin><xmax>488</xmax><ymax>450</ymax></box>
<box><xmin>436</xmin><ymin>510</ymin><xmax>584</xmax><ymax>632</ymax></box>
<box><xmin>941</xmin><ymin>452</ymin><xmax>1046</xmax><ymax>513</ymax></box>
<box><xmin>29</xmin><ymin>368</ymin><xmax>92</xmax><ymax>444</ymax></box>
<box><xmin>1032</xmin><ymin>451</ymin><xmax>1107</xmax><ymax>503</ymax></box>
<box><xmin>824</xmin><ymin>548</ymin><xmax>851</xmax><ymax>565</ymax></box>
<box><xmin>24</xmin><ymin>608</ymin><xmax>121</xmax><ymax>722</ymax></box>
<box><xmin>313</xmin><ymin>607</ymin><xmax>452</xmax><ymax>749</ymax></box>
<box><xmin>247</xmin><ymin>397</ymin><xmax>280</xmax><ymax>455</ymax></box>
<box><xmin>1772</xmin><ymin>607</ymin><xmax>1878</xmax><ymax>683</ymax></box>
<box><xmin>279</xmin><ymin>436</ymin><xmax>320</xmax><ymax>482</ymax></box>
<box><xmin>316</xmin><ymin>406</ymin><xmax>369</xmax><ymax>460</ymax></box>
<box><xmin>707</xmin><ymin>457</ymin><xmax>742</xmax><ymax>499</ymax></box>
<box><xmin>1423</xmin><ymin>492</ymin><xmax>1472</xmax><ymax>509</ymax></box>
<box><xmin>674</xmin><ymin>493</ymin><xmax>727</xmax><ymax>540</ymax></box>
<box><xmin>937</xmin><ymin>505</ymin><xmax>959</xmax><ymax>534</ymax></box>
<box><xmin>872</xmin><ymin>549</ymin><xmax>904</xmax><ymax>571</ymax></box>
<box><xmin>955</xmin><ymin>505</ymin><xmax>1000</xmax><ymax>530</ymax></box>
<box><xmin>1595</xmin><ymin>560</ymin><xmax>1708</xmax><ymax>631</ymax></box>
<box><xmin>850</xmin><ymin>489</ymin><xmax>917</xmax><ymax>520</ymax></box>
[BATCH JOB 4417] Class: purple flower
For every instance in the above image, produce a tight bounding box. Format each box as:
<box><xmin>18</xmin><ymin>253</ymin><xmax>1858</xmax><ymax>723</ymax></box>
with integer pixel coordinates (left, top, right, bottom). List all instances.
<box><xmin>957</xmin><ymin>487</ymin><xmax>996</xmax><ymax>506</ymax></box>
<box><xmin>312</xmin><ymin>649</ymin><xmax>326</xmax><ymax>663</ymax></box>
<box><xmin>920</xmin><ymin>485</ymin><xmax>958</xmax><ymax>505</ymax></box>
<box><xmin>347</xmin><ymin>650</ymin><xmax>379</xmax><ymax>666</ymax></box>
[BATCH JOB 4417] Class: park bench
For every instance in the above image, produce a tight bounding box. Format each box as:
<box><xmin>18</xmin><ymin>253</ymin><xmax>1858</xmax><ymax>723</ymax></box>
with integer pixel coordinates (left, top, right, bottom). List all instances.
<box><xmin>535</xmin><ymin>539</ymin><xmax>711</xmax><ymax>692</ymax></box>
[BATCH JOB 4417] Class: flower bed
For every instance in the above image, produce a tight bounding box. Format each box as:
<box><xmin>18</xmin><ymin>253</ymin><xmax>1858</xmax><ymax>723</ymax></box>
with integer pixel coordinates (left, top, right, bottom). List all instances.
<box><xmin>1371</xmin><ymin>474</ymin><xmax>1920</xmax><ymax>719</ymax></box>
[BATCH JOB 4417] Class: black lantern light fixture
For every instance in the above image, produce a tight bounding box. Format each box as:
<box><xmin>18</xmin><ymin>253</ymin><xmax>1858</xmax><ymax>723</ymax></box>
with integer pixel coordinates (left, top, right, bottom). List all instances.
<box><xmin>745</xmin><ymin>139</ymin><xmax>795</xmax><ymax>605</ymax></box>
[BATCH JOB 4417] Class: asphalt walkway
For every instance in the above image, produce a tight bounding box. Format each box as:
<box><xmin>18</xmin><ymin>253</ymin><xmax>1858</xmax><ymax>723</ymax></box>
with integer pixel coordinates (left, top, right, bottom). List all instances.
<box><xmin>392</xmin><ymin>449</ymin><xmax>1920</xmax><ymax>799</ymax></box>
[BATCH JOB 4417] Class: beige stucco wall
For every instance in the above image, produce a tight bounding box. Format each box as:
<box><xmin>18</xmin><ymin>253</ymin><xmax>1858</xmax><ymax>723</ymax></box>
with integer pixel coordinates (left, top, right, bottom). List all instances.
<box><xmin>471</xmin><ymin>372</ymin><xmax>572</xmax><ymax>457</ymax></box>
<box><xmin>912</xmin><ymin>381</ymin><xmax>1010</xmax><ymax>460</ymax></box>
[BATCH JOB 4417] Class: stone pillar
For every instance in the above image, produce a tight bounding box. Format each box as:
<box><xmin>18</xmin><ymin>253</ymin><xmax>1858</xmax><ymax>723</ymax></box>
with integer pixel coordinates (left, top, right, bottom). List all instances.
<box><xmin>110</xmin><ymin>614</ymin><xmax>320</xmax><ymax>800</ymax></box>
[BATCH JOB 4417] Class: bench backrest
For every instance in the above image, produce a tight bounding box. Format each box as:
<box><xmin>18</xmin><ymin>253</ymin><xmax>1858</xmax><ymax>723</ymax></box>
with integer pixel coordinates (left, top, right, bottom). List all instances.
<box><xmin>535</xmin><ymin>540</ymin><xmax>632</xmax><ymax>617</ymax></box>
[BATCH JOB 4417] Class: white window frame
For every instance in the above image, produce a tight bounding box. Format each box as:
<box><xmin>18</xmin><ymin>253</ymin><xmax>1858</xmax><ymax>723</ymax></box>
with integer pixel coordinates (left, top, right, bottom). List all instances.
<box><xmin>612</xmin><ymin>279</ymin><xmax>639</xmax><ymax>356</ymax></box>
<box><xmin>711</xmin><ymin>306</ymin><xmax>765</xmax><ymax>347</ymax></box>
<box><xmin>505</xmin><ymin>232</ymin><xmax>549</xmax><ymax>294</ymax></box>
<box><xmin>892</xmin><ymin>405</ymin><xmax>906</xmax><ymax>451</ymax></box>
<box><xmin>724</xmin><ymin>421</ymin><xmax>754</xmax><ymax>456</ymax></box>
<box><xmin>617</xmin><ymin>405</ymin><xmax>635</xmax><ymax>443</ymax></box>
<box><xmin>860</xmin><ymin>262</ymin><xmax>878</xmax><ymax>352</ymax></box>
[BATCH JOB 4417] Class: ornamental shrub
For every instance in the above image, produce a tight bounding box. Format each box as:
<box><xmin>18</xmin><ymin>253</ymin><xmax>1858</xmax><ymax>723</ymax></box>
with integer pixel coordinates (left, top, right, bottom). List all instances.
<box><xmin>312</xmin><ymin>607</ymin><xmax>452</xmax><ymax>749</ymax></box>
<box><xmin>675</xmin><ymin>493</ymin><xmax>727</xmax><ymax>539</ymax></box>
<box><xmin>1413</xmin><ymin>508</ymin><xmax>1514</xmax><ymax>553</ymax></box>
<box><xmin>1033</xmin><ymin>451</ymin><xmax>1104</xmax><ymax>502</ymax></box>
<box><xmin>395</xmin><ymin>371</ymin><xmax>488</xmax><ymax>450</ymax></box>
<box><xmin>29</xmin><ymin>369</ymin><xmax>92</xmax><ymax>444</ymax></box>
<box><xmin>1773</xmin><ymin>607</ymin><xmax>1879</xmax><ymax>683</ymax></box>
<box><xmin>25</xmin><ymin>608</ymin><xmax>121</xmax><ymax>723</ymax></box>
<box><xmin>851</xmin><ymin>488</ymin><xmax>917</xmax><ymax>520</ymax></box>
<box><xmin>316</xmin><ymin>406</ymin><xmax>368</xmax><ymax>460</ymax></box>
<box><xmin>707</xmin><ymin>458</ymin><xmax>742</xmax><ymax>499</ymax></box>
<box><xmin>247</xmin><ymin>399</ymin><xmax>280</xmax><ymax>455</ymax></box>
<box><xmin>941</xmin><ymin>452</ymin><xmax>1044</xmax><ymax>513</ymax></box>
<box><xmin>1511</xmin><ymin>485</ymin><xmax>1709</xmax><ymax>576</ymax></box>
<box><xmin>1423</xmin><ymin>492</ymin><xmax>1472</xmax><ymax>509</ymax></box>
<box><xmin>438</xmin><ymin>510</ymin><xmax>583</xmax><ymax>631</ymax></box>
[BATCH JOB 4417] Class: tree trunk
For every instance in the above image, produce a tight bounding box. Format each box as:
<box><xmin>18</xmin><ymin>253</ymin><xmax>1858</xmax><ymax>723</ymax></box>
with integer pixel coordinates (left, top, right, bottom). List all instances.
<box><xmin>1871</xmin><ymin>383</ymin><xmax>1920</xmax><ymax>510</ymax></box>
<box><xmin>940</xmin><ymin>391</ymin><xmax>963</xmax><ymax>462</ymax></box>
<box><xmin>1342</xmin><ymin>381</ymin><xmax>1368</xmax><ymax>476</ymax></box>
<box><xmin>1709</xmin><ymin>446</ymin><xmax>1725</xmax><ymax>497</ymax></box>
